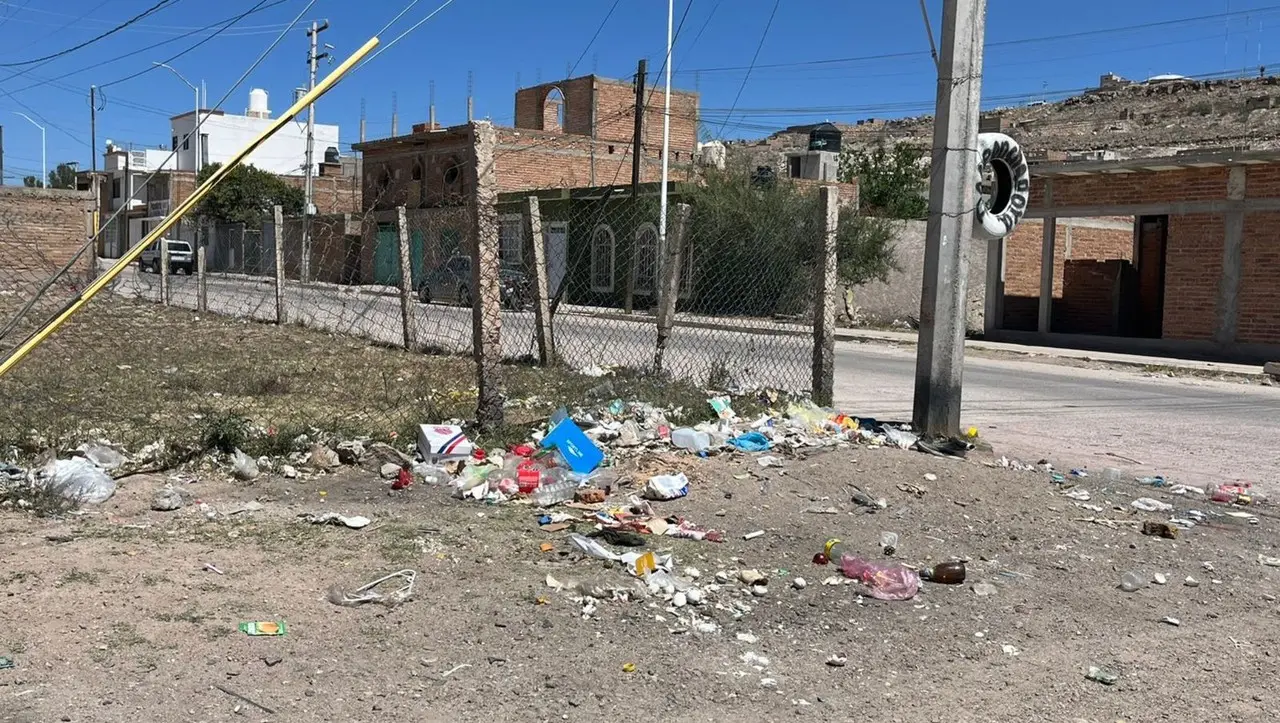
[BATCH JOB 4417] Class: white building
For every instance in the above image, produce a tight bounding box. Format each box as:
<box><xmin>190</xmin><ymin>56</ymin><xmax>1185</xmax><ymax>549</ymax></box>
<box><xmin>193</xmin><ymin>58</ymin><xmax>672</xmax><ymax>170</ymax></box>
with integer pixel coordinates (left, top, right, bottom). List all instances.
<box><xmin>169</xmin><ymin>88</ymin><xmax>340</xmax><ymax>177</ymax></box>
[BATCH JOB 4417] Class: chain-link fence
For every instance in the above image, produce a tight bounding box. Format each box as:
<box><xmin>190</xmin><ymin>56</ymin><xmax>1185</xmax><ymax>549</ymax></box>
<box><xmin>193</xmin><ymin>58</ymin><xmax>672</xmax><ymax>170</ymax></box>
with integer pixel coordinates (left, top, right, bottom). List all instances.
<box><xmin>0</xmin><ymin>128</ymin><xmax>844</xmax><ymax>459</ymax></box>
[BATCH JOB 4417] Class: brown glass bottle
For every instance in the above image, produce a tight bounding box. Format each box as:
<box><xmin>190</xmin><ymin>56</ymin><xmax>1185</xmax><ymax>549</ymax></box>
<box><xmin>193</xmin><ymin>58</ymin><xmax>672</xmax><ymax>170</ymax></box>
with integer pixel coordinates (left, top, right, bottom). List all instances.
<box><xmin>923</xmin><ymin>562</ymin><xmax>966</xmax><ymax>584</ymax></box>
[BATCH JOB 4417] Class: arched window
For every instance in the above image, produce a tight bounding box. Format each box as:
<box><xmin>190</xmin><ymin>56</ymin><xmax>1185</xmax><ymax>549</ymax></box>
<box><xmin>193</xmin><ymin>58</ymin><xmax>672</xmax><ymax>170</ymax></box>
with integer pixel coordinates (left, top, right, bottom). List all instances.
<box><xmin>590</xmin><ymin>223</ymin><xmax>615</xmax><ymax>293</ymax></box>
<box><xmin>543</xmin><ymin>87</ymin><xmax>566</xmax><ymax>133</ymax></box>
<box><xmin>634</xmin><ymin>223</ymin><xmax>659</xmax><ymax>294</ymax></box>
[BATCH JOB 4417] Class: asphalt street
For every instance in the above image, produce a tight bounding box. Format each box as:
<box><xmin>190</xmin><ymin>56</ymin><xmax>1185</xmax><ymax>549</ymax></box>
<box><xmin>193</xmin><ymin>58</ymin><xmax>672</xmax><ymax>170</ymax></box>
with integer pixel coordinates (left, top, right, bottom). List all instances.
<box><xmin>114</xmin><ymin>269</ymin><xmax>1280</xmax><ymax>491</ymax></box>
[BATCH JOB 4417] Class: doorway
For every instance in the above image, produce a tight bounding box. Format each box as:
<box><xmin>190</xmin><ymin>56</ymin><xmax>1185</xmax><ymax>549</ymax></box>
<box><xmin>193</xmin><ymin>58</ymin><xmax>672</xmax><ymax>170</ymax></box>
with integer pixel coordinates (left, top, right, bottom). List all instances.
<box><xmin>1135</xmin><ymin>215</ymin><xmax>1168</xmax><ymax>338</ymax></box>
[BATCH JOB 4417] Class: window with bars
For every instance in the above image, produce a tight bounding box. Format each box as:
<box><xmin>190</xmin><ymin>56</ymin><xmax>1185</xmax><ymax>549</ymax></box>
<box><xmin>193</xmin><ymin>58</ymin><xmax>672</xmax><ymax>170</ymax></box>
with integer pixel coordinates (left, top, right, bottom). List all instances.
<box><xmin>634</xmin><ymin>223</ymin><xmax>659</xmax><ymax>295</ymax></box>
<box><xmin>590</xmin><ymin>223</ymin><xmax>615</xmax><ymax>293</ymax></box>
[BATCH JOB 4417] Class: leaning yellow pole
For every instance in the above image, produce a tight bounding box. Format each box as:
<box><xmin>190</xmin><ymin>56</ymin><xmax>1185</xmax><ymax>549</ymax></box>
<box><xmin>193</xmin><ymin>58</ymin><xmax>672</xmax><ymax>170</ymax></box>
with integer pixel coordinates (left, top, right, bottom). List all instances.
<box><xmin>0</xmin><ymin>36</ymin><xmax>380</xmax><ymax>379</ymax></box>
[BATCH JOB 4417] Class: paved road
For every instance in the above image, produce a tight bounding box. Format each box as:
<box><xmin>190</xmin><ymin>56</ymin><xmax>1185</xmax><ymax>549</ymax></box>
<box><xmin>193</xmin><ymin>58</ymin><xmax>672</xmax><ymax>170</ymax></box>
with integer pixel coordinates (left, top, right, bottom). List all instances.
<box><xmin>833</xmin><ymin>342</ymin><xmax>1280</xmax><ymax>491</ymax></box>
<box><xmin>112</xmin><ymin>269</ymin><xmax>1280</xmax><ymax>489</ymax></box>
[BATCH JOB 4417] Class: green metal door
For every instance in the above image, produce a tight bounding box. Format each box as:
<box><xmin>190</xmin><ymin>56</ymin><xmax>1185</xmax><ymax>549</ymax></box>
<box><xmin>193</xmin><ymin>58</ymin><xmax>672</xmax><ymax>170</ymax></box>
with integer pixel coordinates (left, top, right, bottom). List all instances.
<box><xmin>373</xmin><ymin>224</ymin><xmax>399</xmax><ymax>286</ymax></box>
<box><xmin>411</xmin><ymin>230</ymin><xmax>426</xmax><ymax>286</ymax></box>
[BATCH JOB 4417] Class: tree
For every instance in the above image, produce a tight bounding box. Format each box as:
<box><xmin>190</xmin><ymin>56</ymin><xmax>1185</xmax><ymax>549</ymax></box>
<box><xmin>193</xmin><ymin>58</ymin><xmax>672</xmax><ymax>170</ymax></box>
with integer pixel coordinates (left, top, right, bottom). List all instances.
<box><xmin>46</xmin><ymin>163</ymin><xmax>77</xmax><ymax>189</ymax></box>
<box><xmin>680</xmin><ymin>166</ymin><xmax>898</xmax><ymax>317</ymax></box>
<box><xmin>193</xmin><ymin>162</ymin><xmax>304</xmax><ymax>226</ymax></box>
<box><xmin>839</xmin><ymin>141</ymin><xmax>928</xmax><ymax>219</ymax></box>
<box><xmin>22</xmin><ymin>175</ymin><xmax>42</xmax><ymax>188</ymax></box>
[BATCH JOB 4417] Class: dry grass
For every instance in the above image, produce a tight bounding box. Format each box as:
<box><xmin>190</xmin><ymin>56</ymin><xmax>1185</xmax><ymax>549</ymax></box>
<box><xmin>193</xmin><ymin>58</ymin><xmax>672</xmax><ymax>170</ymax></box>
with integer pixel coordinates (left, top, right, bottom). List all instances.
<box><xmin>0</xmin><ymin>296</ymin><xmax>762</xmax><ymax>462</ymax></box>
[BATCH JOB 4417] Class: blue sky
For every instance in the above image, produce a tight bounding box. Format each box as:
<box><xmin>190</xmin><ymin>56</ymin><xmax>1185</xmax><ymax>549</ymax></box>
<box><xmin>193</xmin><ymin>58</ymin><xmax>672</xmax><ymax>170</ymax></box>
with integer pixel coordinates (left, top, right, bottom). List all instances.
<box><xmin>0</xmin><ymin>0</ymin><xmax>1276</xmax><ymax>182</ymax></box>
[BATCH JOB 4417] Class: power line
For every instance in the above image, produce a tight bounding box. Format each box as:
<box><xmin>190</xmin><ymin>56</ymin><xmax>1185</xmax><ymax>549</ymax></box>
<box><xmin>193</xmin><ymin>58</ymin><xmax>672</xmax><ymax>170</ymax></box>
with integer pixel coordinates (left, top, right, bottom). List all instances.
<box><xmin>713</xmin><ymin>0</ymin><xmax>779</xmax><ymax>138</ymax></box>
<box><xmin>676</xmin><ymin>3</ymin><xmax>1280</xmax><ymax>75</ymax></box>
<box><xmin>0</xmin><ymin>1</ymin><xmax>294</xmax><ymax>36</ymax></box>
<box><xmin>0</xmin><ymin>0</ymin><xmax>182</xmax><ymax>68</ymax></box>
<box><xmin>99</xmin><ymin>0</ymin><xmax>278</xmax><ymax>89</ymax></box>
<box><xmin>4</xmin><ymin>0</ymin><xmax>112</xmax><ymax>57</ymax></box>
<box><xmin>569</xmin><ymin>0</ymin><xmax>621</xmax><ymax>78</ymax></box>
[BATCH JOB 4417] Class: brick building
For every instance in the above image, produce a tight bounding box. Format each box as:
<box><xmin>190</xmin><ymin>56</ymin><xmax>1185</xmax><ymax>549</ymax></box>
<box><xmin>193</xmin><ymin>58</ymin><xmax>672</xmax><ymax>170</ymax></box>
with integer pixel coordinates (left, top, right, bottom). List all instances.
<box><xmin>0</xmin><ymin>187</ymin><xmax>96</xmax><ymax>293</ymax></box>
<box><xmin>985</xmin><ymin>149</ymin><xmax>1280</xmax><ymax>362</ymax></box>
<box><xmin>353</xmin><ymin>74</ymin><xmax>700</xmax><ymax>212</ymax></box>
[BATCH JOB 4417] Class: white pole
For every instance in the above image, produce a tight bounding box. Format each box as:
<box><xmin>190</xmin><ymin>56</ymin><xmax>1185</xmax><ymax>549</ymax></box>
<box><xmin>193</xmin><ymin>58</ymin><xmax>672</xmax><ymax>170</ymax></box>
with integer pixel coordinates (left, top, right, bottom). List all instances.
<box><xmin>194</xmin><ymin>85</ymin><xmax>201</xmax><ymax>177</ymax></box>
<box><xmin>657</xmin><ymin>0</ymin><xmax>673</xmax><ymax>249</ymax></box>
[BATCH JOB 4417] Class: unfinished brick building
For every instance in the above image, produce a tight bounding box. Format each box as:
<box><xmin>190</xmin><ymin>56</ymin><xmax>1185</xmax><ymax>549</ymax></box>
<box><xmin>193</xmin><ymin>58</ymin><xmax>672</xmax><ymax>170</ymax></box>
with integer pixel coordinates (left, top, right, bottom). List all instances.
<box><xmin>985</xmin><ymin>149</ymin><xmax>1280</xmax><ymax>363</ymax></box>
<box><xmin>354</xmin><ymin>74</ymin><xmax>700</xmax><ymax>212</ymax></box>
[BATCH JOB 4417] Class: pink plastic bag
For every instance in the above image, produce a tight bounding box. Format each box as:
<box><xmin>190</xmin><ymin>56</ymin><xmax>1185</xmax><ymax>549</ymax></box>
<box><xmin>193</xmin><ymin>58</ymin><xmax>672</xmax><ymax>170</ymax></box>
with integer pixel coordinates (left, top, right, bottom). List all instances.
<box><xmin>838</xmin><ymin>556</ymin><xmax>920</xmax><ymax>601</ymax></box>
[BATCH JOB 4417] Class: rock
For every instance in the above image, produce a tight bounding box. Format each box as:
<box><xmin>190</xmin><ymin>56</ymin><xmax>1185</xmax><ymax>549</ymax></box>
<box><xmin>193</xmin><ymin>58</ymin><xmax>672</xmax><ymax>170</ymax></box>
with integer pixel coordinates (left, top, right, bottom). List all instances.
<box><xmin>923</xmin><ymin>473</ymin><xmax>938</xmax><ymax>482</ymax></box>
<box><xmin>738</xmin><ymin>569</ymin><xmax>767</xmax><ymax>586</ymax></box>
<box><xmin>281</xmin><ymin>465</ymin><xmax>298</xmax><ymax>479</ymax></box>
<box><xmin>150</xmin><ymin>486</ymin><xmax>185</xmax><ymax>512</ymax></box>
<box><xmin>792</xmin><ymin>577</ymin><xmax>807</xmax><ymax>590</ymax></box>
<box><xmin>971</xmin><ymin>582</ymin><xmax>998</xmax><ymax>596</ymax></box>
<box><xmin>309</xmin><ymin>443</ymin><xmax>340</xmax><ymax>471</ymax></box>
<box><xmin>685</xmin><ymin>588</ymin><xmax>704</xmax><ymax>605</ymax></box>
<box><xmin>336</xmin><ymin>441</ymin><xmax>365</xmax><ymax>465</ymax></box>
<box><xmin>379</xmin><ymin>462</ymin><xmax>402</xmax><ymax>480</ymax></box>
<box><xmin>1184</xmin><ymin>576</ymin><xmax>1200</xmax><ymax>587</ymax></box>
<box><xmin>364</xmin><ymin>442</ymin><xmax>411</xmax><ymax>469</ymax></box>
<box><xmin>672</xmin><ymin>592</ymin><xmax>687</xmax><ymax>608</ymax></box>
<box><xmin>714</xmin><ymin>570</ymin><xmax>730</xmax><ymax>584</ymax></box>
<box><xmin>1153</xmin><ymin>573</ymin><xmax>1168</xmax><ymax>585</ymax></box>
<box><xmin>750</xmin><ymin>585</ymin><xmax>768</xmax><ymax>597</ymax></box>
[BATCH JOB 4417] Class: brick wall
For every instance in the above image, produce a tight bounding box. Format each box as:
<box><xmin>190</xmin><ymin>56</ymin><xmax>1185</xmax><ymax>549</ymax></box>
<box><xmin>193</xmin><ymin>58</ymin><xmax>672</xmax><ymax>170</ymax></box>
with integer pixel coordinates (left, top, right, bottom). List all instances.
<box><xmin>1058</xmin><ymin>259</ymin><xmax>1126</xmax><ymax>335</ymax></box>
<box><xmin>1001</xmin><ymin>217</ymin><xmax>1134</xmax><ymax>330</ymax></box>
<box><xmin>494</xmin><ymin>126</ymin><xmax>697</xmax><ymax>192</ymax></box>
<box><xmin>1162</xmin><ymin>213</ymin><xmax>1223</xmax><ymax>341</ymax></box>
<box><xmin>1238</xmin><ymin>211</ymin><xmax>1280</xmax><ymax>344</ymax></box>
<box><xmin>0</xmin><ymin>187</ymin><xmax>95</xmax><ymax>294</ymax></box>
<box><xmin>1031</xmin><ymin>167</ymin><xmax>1230</xmax><ymax>208</ymax></box>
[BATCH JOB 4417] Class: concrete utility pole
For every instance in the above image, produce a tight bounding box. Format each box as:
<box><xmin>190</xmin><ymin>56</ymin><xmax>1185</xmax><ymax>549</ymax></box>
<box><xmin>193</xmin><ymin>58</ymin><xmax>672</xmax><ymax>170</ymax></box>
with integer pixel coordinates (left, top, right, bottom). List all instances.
<box><xmin>912</xmin><ymin>0</ymin><xmax>987</xmax><ymax>438</ymax></box>
<box><xmin>301</xmin><ymin>19</ymin><xmax>330</xmax><ymax>283</ymax></box>
<box><xmin>90</xmin><ymin>86</ymin><xmax>97</xmax><ymax>174</ymax></box>
<box><xmin>623</xmin><ymin>58</ymin><xmax>647</xmax><ymax>314</ymax></box>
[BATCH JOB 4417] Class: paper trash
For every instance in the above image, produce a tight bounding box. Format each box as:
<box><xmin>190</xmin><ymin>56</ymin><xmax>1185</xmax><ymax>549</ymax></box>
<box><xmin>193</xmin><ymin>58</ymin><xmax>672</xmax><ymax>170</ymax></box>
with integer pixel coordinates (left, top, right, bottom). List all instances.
<box><xmin>417</xmin><ymin>424</ymin><xmax>474</xmax><ymax>463</ymax></box>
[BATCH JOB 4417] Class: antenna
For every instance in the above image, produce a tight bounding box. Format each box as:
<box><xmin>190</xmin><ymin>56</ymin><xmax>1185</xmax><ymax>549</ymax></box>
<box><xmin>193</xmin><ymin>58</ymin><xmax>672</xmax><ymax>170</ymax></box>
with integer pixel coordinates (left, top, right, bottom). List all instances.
<box><xmin>359</xmin><ymin>97</ymin><xmax>366</xmax><ymax>143</ymax></box>
<box><xmin>467</xmin><ymin>70</ymin><xmax>474</xmax><ymax>123</ymax></box>
<box><xmin>429</xmin><ymin>80</ymin><xmax>436</xmax><ymax>129</ymax></box>
<box><xmin>391</xmin><ymin>91</ymin><xmax>398</xmax><ymax>136</ymax></box>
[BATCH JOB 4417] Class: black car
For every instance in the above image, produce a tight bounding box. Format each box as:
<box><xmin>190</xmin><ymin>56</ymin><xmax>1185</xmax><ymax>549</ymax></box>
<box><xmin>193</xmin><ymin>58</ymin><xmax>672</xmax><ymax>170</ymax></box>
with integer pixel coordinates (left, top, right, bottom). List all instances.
<box><xmin>416</xmin><ymin>255</ymin><xmax>530</xmax><ymax>311</ymax></box>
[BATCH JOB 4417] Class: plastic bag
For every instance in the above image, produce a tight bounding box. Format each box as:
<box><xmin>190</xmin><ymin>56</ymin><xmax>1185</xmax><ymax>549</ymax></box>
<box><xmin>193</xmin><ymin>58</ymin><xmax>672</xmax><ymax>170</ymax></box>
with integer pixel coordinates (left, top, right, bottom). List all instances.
<box><xmin>231</xmin><ymin>448</ymin><xmax>259</xmax><ymax>480</ymax></box>
<box><xmin>728</xmin><ymin>432</ymin><xmax>771</xmax><ymax>452</ymax></box>
<box><xmin>42</xmin><ymin>457</ymin><xmax>116</xmax><ymax>504</ymax></box>
<box><xmin>837</xmin><ymin>555</ymin><xmax>920</xmax><ymax>601</ymax></box>
<box><xmin>642</xmin><ymin>473</ymin><xmax>689</xmax><ymax>501</ymax></box>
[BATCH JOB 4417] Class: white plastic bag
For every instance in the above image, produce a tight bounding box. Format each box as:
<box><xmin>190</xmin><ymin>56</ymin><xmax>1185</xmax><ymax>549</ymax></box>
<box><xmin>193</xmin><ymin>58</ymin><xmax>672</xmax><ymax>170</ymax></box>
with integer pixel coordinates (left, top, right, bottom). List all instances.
<box><xmin>231</xmin><ymin>448</ymin><xmax>259</xmax><ymax>481</ymax></box>
<box><xmin>642</xmin><ymin>473</ymin><xmax>689</xmax><ymax>501</ymax></box>
<box><xmin>42</xmin><ymin>458</ymin><xmax>116</xmax><ymax>504</ymax></box>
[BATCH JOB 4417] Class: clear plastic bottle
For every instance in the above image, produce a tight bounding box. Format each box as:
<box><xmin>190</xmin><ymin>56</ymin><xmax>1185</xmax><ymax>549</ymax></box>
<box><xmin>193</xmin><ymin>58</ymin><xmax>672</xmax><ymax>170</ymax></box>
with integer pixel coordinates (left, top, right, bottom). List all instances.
<box><xmin>671</xmin><ymin>428</ymin><xmax>710</xmax><ymax>452</ymax></box>
<box><xmin>532</xmin><ymin>468</ymin><xmax>575</xmax><ymax>507</ymax></box>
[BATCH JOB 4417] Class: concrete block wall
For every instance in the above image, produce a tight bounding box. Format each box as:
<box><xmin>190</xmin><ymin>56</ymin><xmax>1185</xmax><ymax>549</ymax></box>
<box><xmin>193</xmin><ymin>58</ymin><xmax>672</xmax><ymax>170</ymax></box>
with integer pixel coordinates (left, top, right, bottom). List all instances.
<box><xmin>1162</xmin><ymin>213</ymin><xmax>1223</xmax><ymax>341</ymax></box>
<box><xmin>0</xmin><ymin>187</ymin><xmax>95</xmax><ymax>292</ymax></box>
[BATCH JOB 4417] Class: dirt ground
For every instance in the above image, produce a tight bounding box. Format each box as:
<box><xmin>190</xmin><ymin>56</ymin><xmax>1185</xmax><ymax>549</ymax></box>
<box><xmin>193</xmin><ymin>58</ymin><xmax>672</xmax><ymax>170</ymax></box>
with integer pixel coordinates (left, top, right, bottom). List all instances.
<box><xmin>3</xmin><ymin>441</ymin><xmax>1279</xmax><ymax>722</ymax></box>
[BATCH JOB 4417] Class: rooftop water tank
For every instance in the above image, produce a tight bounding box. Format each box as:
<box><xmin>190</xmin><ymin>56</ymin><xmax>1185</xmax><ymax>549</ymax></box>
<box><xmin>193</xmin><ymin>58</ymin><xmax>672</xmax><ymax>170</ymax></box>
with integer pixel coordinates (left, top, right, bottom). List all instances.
<box><xmin>808</xmin><ymin>122</ymin><xmax>842</xmax><ymax>152</ymax></box>
<box><xmin>323</xmin><ymin>146</ymin><xmax>340</xmax><ymax>164</ymax></box>
<box><xmin>247</xmin><ymin>88</ymin><xmax>270</xmax><ymax>118</ymax></box>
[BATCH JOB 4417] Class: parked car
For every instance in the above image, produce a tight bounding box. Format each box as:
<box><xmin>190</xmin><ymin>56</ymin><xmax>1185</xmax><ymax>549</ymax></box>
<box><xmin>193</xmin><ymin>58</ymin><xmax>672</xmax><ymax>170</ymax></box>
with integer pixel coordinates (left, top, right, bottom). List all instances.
<box><xmin>416</xmin><ymin>255</ymin><xmax>530</xmax><ymax>311</ymax></box>
<box><xmin>139</xmin><ymin>239</ymin><xmax>195</xmax><ymax>275</ymax></box>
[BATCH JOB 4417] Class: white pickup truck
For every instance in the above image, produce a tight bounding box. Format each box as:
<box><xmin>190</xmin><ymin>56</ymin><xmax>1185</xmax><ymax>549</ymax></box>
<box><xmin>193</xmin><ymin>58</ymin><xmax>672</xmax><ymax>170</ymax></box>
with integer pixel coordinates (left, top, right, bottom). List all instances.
<box><xmin>138</xmin><ymin>239</ymin><xmax>194</xmax><ymax>275</ymax></box>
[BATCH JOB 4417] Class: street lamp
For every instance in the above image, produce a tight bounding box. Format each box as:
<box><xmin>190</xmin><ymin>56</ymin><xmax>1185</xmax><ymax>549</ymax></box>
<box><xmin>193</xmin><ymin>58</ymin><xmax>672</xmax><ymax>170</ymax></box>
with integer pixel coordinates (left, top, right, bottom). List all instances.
<box><xmin>152</xmin><ymin>62</ymin><xmax>200</xmax><ymax>177</ymax></box>
<box><xmin>12</xmin><ymin>112</ymin><xmax>45</xmax><ymax>187</ymax></box>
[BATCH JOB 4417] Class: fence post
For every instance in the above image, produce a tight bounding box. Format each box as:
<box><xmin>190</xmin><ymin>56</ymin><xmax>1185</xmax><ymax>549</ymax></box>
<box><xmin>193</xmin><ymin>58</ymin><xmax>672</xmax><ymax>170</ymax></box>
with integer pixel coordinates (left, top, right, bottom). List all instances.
<box><xmin>812</xmin><ymin>186</ymin><xmax>840</xmax><ymax>407</ymax></box>
<box><xmin>469</xmin><ymin>122</ymin><xmax>504</xmax><ymax>429</ymax></box>
<box><xmin>196</xmin><ymin>243</ymin><xmax>208</xmax><ymax>312</ymax></box>
<box><xmin>159</xmin><ymin>235</ymin><xmax>170</xmax><ymax>306</ymax></box>
<box><xmin>273</xmin><ymin>205</ymin><xmax>286</xmax><ymax>325</ymax></box>
<box><xmin>523</xmin><ymin>195</ymin><xmax>555</xmax><ymax>365</ymax></box>
<box><xmin>653</xmin><ymin>202</ymin><xmax>691</xmax><ymax>374</ymax></box>
<box><xmin>396</xmin><ymin>205</ymin><xmax>416</xmax><ymax>350</ymax></box>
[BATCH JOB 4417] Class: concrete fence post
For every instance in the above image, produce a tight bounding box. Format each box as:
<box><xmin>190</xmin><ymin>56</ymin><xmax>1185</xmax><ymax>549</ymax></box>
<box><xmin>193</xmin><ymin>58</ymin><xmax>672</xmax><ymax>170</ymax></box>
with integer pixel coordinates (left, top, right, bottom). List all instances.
<box><xmin>469</xmin><ymin>121</ymin><xmax>504</xmax><ymax>430</ymax></box>
<box><xmin>653</xmin><ymin>202</ymin><xmax>691</xmax><ymax>374</ymax></box>
<box><xmin>523</xmin><ymin>195</ymin><xmax>555</xmax><ymax>365</ymax></box>
<box><xmin>273</xmin><ymin>205</ymin><xmax>286</xmax><ymax>325</ymax></box>
<box><xmin>159</xmin><ymin>235</ymin><xmax>170</xmax><ymax>306</ymax></box>
<box><xmin>196</xmin><ymin>243</ymin><xmax>208</xmax><ymax>312</ymax></box>
<box><xmin>396</xmin><ymin>205</ymin><xmax>416</xmax><ymax>350</ymax></box>
<box><xmin>812</xmin><ymin>186</ymin><xmax>840</xmax><ymax>407</ymax></box>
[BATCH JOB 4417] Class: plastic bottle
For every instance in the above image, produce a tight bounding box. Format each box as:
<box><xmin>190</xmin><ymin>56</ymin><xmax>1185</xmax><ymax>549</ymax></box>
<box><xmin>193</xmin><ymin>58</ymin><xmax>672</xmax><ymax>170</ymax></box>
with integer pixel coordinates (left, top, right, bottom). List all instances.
<box><xmin>532</xmin><ymin>468</ymin><xmax>575</xmax><ymax>507</ymax></box>
<box><xmin>922</xmin><ymin>561</ymin><xmax>966</xmax><ymax>584</ymax></box>
<box><xmin>671</xmin><ymin>427</ymin><xmax>711</xmax><ymax>452</ymax></box>
<box><xmin>819</xmin><ymin>538</ymin><xmax>849</xmax><ymax>565</ymax></box>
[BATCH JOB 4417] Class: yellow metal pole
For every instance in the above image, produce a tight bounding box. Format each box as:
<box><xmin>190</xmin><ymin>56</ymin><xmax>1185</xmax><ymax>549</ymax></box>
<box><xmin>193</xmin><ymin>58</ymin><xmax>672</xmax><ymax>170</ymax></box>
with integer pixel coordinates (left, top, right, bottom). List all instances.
<box><xmin>0</xmin><ymin>36</ymin><xmax>380</xmax><ymax>379</ymax></box>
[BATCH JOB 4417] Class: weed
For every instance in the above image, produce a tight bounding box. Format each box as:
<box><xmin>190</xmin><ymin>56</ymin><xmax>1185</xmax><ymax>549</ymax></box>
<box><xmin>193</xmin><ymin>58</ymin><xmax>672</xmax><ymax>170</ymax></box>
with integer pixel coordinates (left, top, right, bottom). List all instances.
<box><xmin>59</xmin><ymin>568</ymin><xmax>99</xmax><ymax>585</ymax></box>
<box><xmin>0</xmin><ymin>481</ymin><xmax>79</xmax><ymax>518</ymax></box>
<box><xmin>199</xmin><ymin>411</ymin><xmax>250</xmax><ymax>454</ymax></box>
<box><xmin>141</xmin><ymin>573</ymin><xmax>168</xmax><ymax>587</ymax></box>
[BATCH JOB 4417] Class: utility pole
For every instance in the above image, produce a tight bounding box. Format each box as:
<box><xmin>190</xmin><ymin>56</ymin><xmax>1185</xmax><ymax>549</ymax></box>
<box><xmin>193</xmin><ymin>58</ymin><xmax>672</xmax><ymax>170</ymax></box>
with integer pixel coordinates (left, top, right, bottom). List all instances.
<box><xmin>0</xmin><ymin>125</ymin><xmax>4</xmax><ymax>185</ymax></box>
<box><xmin>301</xmin><ymin>19</ymin><xmax>330</xmax><ymax>284</ymax></box>
<box><xmin>90</xmin><ymin>86</ymin><xmax>97</xmax><ymax>173</ymax></box>
<box><xmin>622</xmin><ymin>58</ymin><xmax>647</xmax><ymax>314</ymax></box>
<box><xmin>912</xmin><ymin>0</ymin><xmax>987</xmax><ymax>438</ymax></box>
